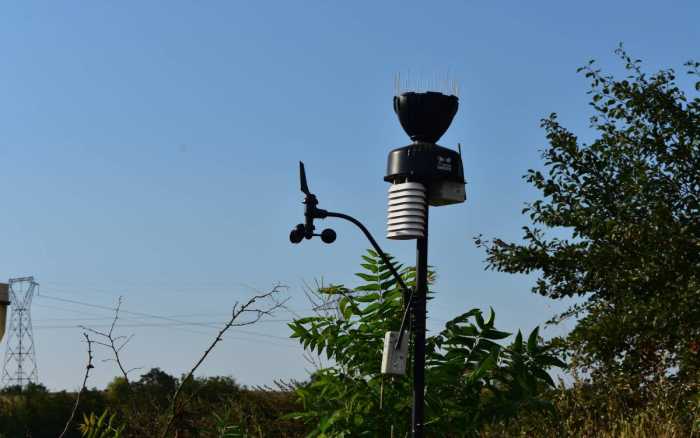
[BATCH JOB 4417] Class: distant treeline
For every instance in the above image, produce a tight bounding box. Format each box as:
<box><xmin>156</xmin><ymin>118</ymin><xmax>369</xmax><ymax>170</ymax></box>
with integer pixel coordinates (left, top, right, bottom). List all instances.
<box><xmin>0</xmin><ymin>368</ymin><xmax>306</xmax><ymax>438</ymax></box>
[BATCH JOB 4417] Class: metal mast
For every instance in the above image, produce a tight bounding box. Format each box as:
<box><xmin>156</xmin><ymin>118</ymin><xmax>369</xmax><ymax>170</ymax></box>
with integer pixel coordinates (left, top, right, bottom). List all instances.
<box><xmin>1</xmin><ymin>277</ymin><xmax>39</xmax><ymax>389</ymax></box>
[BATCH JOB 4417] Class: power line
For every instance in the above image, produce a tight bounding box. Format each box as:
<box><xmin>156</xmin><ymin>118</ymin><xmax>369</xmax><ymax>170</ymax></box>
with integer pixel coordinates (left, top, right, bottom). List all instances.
<box><xmin>33</xmin><ymin>320</ymin><xmax>295</xmax><ymax>340</ymax></box>
<box><xmin>34</xmin><ymin>302</ymin><xmax>284</xmax><ymax>322</ymax></box>
<box><xmin>32</xmin><ymin>323</ymin><xmax>298</xmax><ymax>350</ymax></box>
<box><xmin>39</xmin><ymin>281</ymin><xmax>269</xmax><ymax>297</ymax></box>
<box><xmin>38</xmin><ymin>294</ymin><xmax>219</xmax><ymax>329</ymax></box>
<box><xmin>35</xmin><ymin>321</ymin><xmax>229</xmax><ymax>329</ymax></box>
<box><xmin>35</xmin><ymin>296</ymin><xmax>211</xmax><ymax>336</ymax></box>
<box><xmin>34</xmin><ymin>302</ymin><xmax>116</xmax><ymax>317</ymax></box>
<box><xmin>35</xmin><ymin>293</ymin><xmax>294</xmax><ymax>342</ymax></box>
<box><xmin>33</xmin><ymin>314</ymin><xmax>292</xmax><ymax>324</ymax></box>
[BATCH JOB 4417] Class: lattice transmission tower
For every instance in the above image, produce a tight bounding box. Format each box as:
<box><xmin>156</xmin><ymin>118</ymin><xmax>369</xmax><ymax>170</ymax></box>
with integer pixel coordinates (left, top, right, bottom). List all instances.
<box><xmin>1</xmin><ymin>277</ymin><xmax>39</xmax><ymax>388</ymax></box>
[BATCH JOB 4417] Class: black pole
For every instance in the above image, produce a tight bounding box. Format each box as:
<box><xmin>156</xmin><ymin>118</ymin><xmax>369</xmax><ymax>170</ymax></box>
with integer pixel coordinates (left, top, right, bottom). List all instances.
<box><xmin>412</xmin><ymin>208</ymin><xmax>428</xmax><ymax>437</ymax></box>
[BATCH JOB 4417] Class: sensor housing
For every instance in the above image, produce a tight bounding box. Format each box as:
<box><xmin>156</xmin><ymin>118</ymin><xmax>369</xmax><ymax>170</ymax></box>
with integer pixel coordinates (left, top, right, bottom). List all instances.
<box><xmin>385</xmin><ymin>91</ymin><xmax>466</xmax><ymax>239</ymax></box>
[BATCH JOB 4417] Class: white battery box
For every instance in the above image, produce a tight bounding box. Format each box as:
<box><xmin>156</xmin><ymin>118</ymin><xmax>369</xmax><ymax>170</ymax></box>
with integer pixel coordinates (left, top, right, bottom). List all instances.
<box><xmin>381</xmin><ymin>330</ymin><xmax>409</xmax><ymax>375</ymax></box>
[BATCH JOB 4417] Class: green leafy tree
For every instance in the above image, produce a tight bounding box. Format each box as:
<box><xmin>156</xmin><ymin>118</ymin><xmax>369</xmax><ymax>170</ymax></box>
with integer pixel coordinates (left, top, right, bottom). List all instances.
<box><xmin>288</xmin><ymin>250</ymin><xmax>564</xmax><ymax>437</ymax></box>
<box><xmin>477</xmin><ymin>47</ymin><xmax>700</xmax><ymax>388</ymax></box>
<box><xmin>136</xmin><ymin>367</ymin><xmax>177</xmax><ymax>404</ymax></box>
<box><xmin>0</xmin><ymin>382</ymin><xmax>106</xmax><ymax>438</ymax></box>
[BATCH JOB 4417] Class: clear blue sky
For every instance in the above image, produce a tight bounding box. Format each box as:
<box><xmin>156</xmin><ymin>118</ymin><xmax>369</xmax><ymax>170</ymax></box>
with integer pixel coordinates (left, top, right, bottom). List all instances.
<box><xmin>0</xmin><ymin>1</ymin><xmax>697</xmax><ymax>390</ymax></box>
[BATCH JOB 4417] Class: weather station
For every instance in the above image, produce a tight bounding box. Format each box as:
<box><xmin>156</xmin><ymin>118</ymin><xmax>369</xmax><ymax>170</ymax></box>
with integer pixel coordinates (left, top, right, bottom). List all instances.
<box><xmin>289</xmin><ymin>82</ymin><xmax>466</xmax><ymax>438</ymax></box>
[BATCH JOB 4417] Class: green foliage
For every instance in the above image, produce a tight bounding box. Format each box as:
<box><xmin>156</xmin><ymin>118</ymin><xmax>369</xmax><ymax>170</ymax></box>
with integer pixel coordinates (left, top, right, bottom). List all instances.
<box><xmin>0</xmin><ymin>368</ymin><xmax>306</xmax><ymax>437</ymax></box>
<box><xmin>0</xmin><ymin>386</ymin><xmax>106</xmax><ymax>438</ymax></box>
<box><xmin>478</xmin><ymin>47</ymin><xmax>700</xmax><ymax>387</ymax></box>
<box><xmin>98</xmin><ymin>369</ymin><xmax>305</xmax><ymax>437</ymax></box>
<box><xmin>203</xmin><ymin>382</ymin><xmax>307</xmax><ymax>438</ymax></box>
<box><xmin>288</xmin><ymin>250</ymin><xmax>564</xmax><ymax>437</ymax></box>
<box><xmin>482</xmin><ymin>376</ymin><xmax>700</xmax><ymax>437</ymax></box>
<box><xmin>211</xmin><ymin>410</ymin><xmax>246</xmax><ymax>438</ymax></box>
<box><xmin>79</xmin><ymin>410</ymin><xmax>124</xmax><ymax>438</ymax></box>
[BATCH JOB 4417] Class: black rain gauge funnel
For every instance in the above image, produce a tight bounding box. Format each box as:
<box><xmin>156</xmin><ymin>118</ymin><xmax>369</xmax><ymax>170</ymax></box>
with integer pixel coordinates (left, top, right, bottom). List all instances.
<box><xmin>394</xmin><ymin>91</ymin><xmax>458</xmax><ymax>144</ymax></box>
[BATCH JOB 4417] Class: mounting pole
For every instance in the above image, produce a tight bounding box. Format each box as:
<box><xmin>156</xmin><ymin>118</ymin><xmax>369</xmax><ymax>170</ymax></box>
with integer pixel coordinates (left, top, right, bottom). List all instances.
<box><xmin>385</xmin><ymin>91</ymin><xmax>465</xmax><ymax>437</ymax></box>
<box><xmin>412</xmin><ymin>210</ymin><xmax>428</xmax><ymax>437</ymax></box>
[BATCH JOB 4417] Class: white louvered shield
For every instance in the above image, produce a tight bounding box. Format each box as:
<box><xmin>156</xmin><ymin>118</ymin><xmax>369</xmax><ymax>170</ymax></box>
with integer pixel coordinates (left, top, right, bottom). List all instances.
<box><xmin>387</xmin><ymin>182</ymin><xmax>427</xmax><ymax>240</ymax></box>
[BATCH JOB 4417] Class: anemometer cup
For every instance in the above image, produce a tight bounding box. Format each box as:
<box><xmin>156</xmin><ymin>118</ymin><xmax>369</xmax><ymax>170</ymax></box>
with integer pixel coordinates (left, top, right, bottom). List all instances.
<box><xmin>320</xmin><ymin>228</ymin><xmax>336</xmax><ymax>244</ymax></box>
<box><xmin>289</xmin><ymin>224</ymin><xmax>305</xmax><ymax>244</ymax></box>
<box><xmin>289</xmin><ymin>224</ymin><xmax>337</xmax><ymax>245</ymax></box>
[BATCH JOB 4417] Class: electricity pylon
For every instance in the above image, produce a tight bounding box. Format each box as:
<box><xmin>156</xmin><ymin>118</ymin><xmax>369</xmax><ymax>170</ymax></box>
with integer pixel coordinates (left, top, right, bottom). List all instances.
<box><xmin>1</xmin><ymin>277</ymin><xmax>39</xmax><ymax>389</ymax></box>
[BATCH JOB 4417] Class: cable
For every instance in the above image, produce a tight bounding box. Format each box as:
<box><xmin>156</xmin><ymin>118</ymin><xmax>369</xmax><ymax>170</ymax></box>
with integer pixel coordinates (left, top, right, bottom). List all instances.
<box><xmin>34</xmin><ymin>297</ymin><xmax>210</xmax><ymax>335</ymax></box>
<box><xmin>34</xmin><ymin>302</ymin><xmax>290</xmax><ymax>322</ymax></box>
<box><xmin>35</xmin><ymin>293</ymin><xmax>294</xmax><ymax>341</ymax></box>
<box><xmin>32</xmin><ymin>303</ymin><xmax>219</xmax><ymax>336</ymax></box>
<box><xmin>34</xmin><ymin>302</ymin><xmax>116</xmax><ymax>317</ymax></box>
<box><xmin>32</xmin><ymin>323</ymin><xmax>299</xmax><ymax>350</ymax></box>
<box><xmin>40</xmin><ymin>281</ymin><xmax>268</xmax><ymax>296</ymax></box>
<box><xmin>36</xmin><ymin>316</ymin><xmax>291</xmax><ymax>324</ymax></box>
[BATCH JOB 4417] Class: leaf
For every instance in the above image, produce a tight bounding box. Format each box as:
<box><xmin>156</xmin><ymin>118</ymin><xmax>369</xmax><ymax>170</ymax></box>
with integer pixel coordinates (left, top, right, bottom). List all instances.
<box><xmin>467</xmin><ymin>352</ymin><xmax>497</xmax><ymax>384</ymax></box>
<box><xmin>475</xmin><ymin>311</ymin><xmax>486</xmax><ymax>329</ymax></box>
<box><xmin>355</xmin><ymin>272</ymin><xmax>378</xmax><ymax>282</ymax></box>
<box><xmin>485</xmin><ymin>307</ymin><xmax>496</xmax><ymax>327</ymax></box>
<box><xmin>361</xmin><ymin>302</ymin><xmax>382</xmax><ymax>316</ymax></box>
<box><xmin>448</xmin><ymin>309</ymin><xmax>482</xmax><ymax>325</ymax></box>
<box><xmin>527</xmin><ymin>326</ymin><xmax>540</xmax><ymax>353</ymax></box>
<box><xmin>533</xmin><ymin>367</ymin><xmax>555</xmax><ymax>387</ymax></box>
<box><xmin>294</xmin><ymin>317</ymin><xmax>317</xmax><ymax>325</ymax></box>
<box><xmin>353</xmin><ymin>293</ymin><xmax>381</xmax><ymax>302</ymax></box>
<box><xmin>338</xmin><ymin>296</ymin><xmax>353</xmax><ymax>320</ymax></box>
<box><xmin>481</xmin><ymin>328</ymin><xmax>512</xmax><ymax>340</ymax></box>
<box><xmin>513</xmin><ymin>331</ymin><xmax>523</xmax><ymax>354</ymax></box>
<box><xmin>355</xmin><ymin>283</ymin><xmax>381</xmax><ymax>291</ymax></box>
<box><xmin>360</xmin><ymin>262</ymin><xmax>378</xmax><ymax>273</ymax></box>
<box><xmin>538</xmin><ymin>356</ymin><xmax>567</xmax><ymax>368</ymax></box>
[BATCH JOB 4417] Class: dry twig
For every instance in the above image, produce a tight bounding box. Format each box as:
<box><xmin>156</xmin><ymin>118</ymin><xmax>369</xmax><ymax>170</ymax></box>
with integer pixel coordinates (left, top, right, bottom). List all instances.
<box><xmin>160</xmin><ymin>285</ymin><xmax>288</xmax><ymax>438</ymax></box>
<box><xmin>59</xmin><ymin>333</ymin><xmax>94</xmax><ymax>438</ymax></box>
<box><xmin>78</xmin><ymin>297</ymin><xmax>154</xmax><ymax>435</ymax></box>
<box><xmin>79</xmin><ymin>297</ymin><xmax>139</xmax><ymax>384</ymax></box>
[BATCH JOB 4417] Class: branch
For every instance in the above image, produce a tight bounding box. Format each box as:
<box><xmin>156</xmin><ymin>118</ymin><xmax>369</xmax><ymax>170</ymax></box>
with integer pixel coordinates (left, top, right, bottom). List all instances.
<box><xmin>79</xmin><ymin>297</ymin><xmax>134</xmax><ymax>384</ymax></box>
<box><xmin>159</xmin><ymin>284</ymin><xmax>288</xmax><ymax>438</ymax></box>
<box><xmin>59</xmin><ymin>333</ymin><xmax>94</xmax><ymax>438</ymax></box>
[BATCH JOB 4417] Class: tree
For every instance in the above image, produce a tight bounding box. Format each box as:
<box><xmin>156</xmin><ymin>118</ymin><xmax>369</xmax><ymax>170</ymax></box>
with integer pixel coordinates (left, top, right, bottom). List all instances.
<box><xmin>477</xmin><ymin>47</ymin><xmax>700</xmax><ymax>388</ymax></box>
<box><xmin>288</xmin><ymin>250</ymin><xmax>564</xmax><ymax>437</ymax></box>
<box><xmin>135</xmin><ymin>367</ymin><xmax>177</xmax><ymax>406</ymax></box>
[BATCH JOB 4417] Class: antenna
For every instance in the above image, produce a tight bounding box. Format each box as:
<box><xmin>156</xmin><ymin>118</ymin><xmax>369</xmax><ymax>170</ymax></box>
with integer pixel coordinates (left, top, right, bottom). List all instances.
<box><xmin>1</xmin><ymin>277</ymin><xmax>39</xmax><ymax>389</ymax></box>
